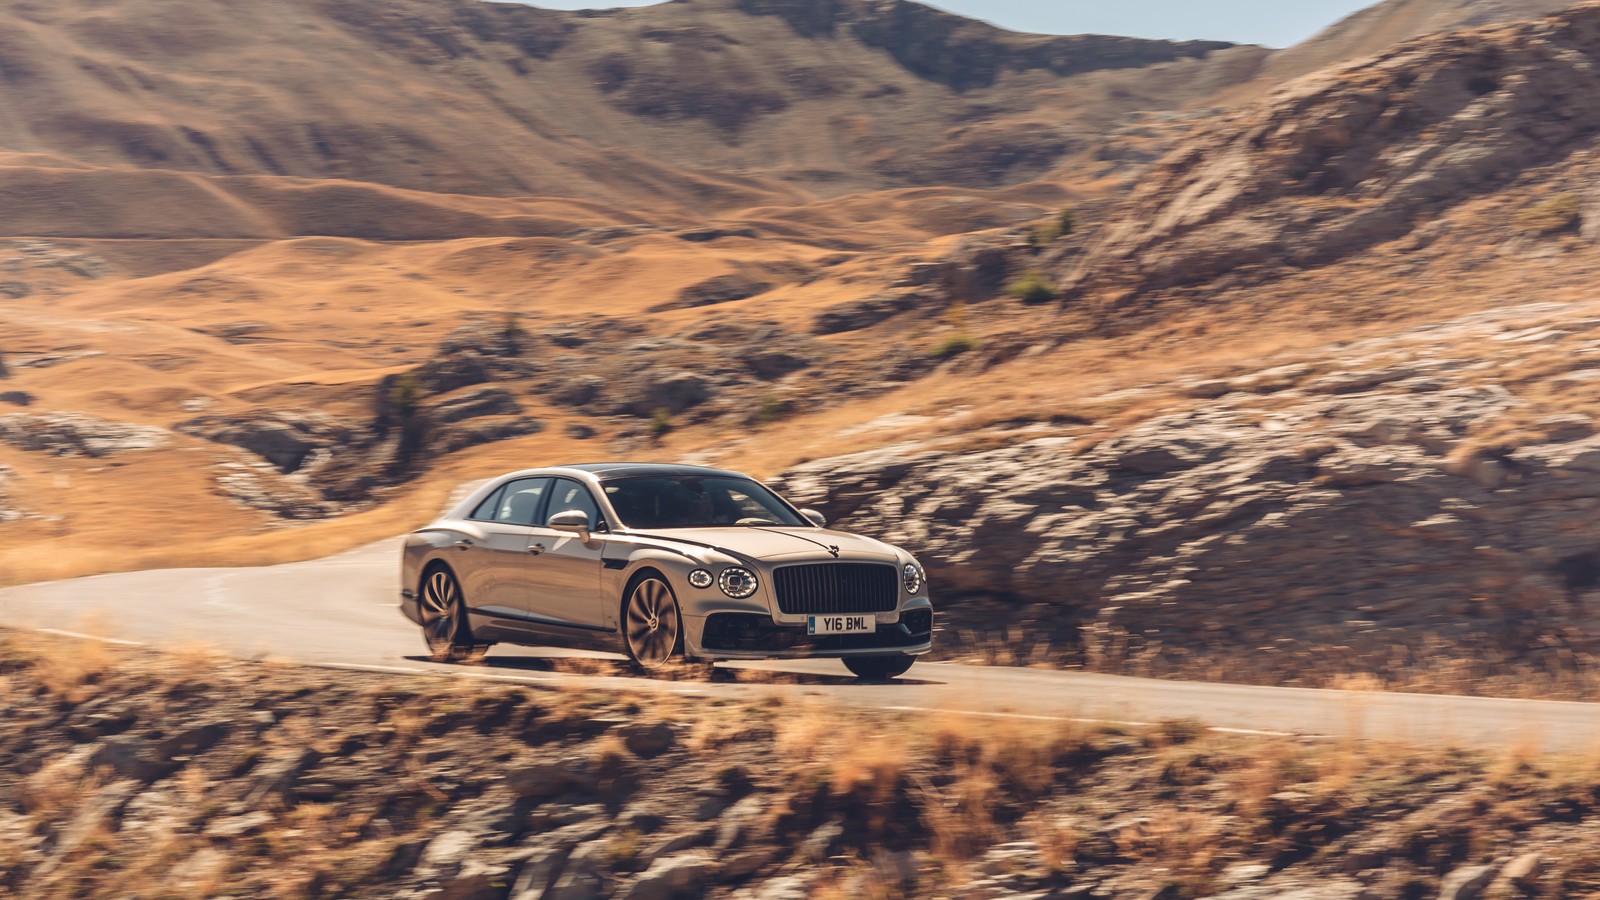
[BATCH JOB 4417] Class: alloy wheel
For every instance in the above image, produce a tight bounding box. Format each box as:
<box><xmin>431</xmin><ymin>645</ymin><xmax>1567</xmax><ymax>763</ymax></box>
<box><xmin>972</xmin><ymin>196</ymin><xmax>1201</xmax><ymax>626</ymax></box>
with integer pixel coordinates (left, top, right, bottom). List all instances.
<box><xmin>625</xmin><ymin>578</ymin><xmax>681</xmax><ymax>670</ymax></box>
<box><xmin>420</xmin><ymin>568</ymin><xmax>480</xmax><ymax>663</ymax></box>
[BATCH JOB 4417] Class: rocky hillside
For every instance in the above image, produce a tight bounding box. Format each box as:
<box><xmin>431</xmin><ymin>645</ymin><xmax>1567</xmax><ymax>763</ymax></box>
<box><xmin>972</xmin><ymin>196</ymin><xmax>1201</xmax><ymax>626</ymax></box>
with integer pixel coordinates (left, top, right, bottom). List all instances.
<box><xmin>0</xmin><ymin>0</ymin><xmax>1255</xmax><ymax>231</ymax></box>
<box><xmin>1063</xmin><ymin>1</ymin><xmax>1600</xmax><ymax>300</ymax></box>
<box><xmin>777</xmin><ymin>294</ymin><xmax>1600</xmax><ymax>694</ymax></box>
<box><xmin>1226</xmin><ymin>0</ymin><xmax>1576</xmax><ymax>95</ymax></box>
<box><xmin>10</xmin><ymin>632</ymin><xmax>1600</xmax><ymax>899</ymax></box>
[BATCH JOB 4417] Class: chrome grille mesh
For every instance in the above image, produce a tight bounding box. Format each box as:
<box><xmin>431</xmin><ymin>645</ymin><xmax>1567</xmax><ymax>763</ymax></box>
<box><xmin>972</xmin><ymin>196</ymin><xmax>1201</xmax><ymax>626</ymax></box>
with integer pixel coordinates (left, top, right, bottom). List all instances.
<box><xmin>773</xmin><ymin>563</ymin><xmax>899</xmax><ymax>615</ymax></box>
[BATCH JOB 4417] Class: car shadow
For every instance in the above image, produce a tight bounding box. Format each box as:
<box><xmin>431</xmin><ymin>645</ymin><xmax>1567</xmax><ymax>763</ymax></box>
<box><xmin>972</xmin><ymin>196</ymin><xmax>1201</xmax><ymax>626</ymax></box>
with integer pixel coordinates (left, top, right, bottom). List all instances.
<box><xmin>402</xmin><ymin>653</ymin><xmax>940</xmax><ymax>687</ymax></box>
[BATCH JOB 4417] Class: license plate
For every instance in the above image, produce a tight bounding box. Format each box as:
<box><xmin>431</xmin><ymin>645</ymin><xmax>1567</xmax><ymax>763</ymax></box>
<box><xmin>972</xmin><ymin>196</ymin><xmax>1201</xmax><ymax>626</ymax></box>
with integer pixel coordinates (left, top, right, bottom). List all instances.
<box><xmin>808</xmin><ymin>614</ymin><xmax>874</xmax><ymax>635</ymax></box>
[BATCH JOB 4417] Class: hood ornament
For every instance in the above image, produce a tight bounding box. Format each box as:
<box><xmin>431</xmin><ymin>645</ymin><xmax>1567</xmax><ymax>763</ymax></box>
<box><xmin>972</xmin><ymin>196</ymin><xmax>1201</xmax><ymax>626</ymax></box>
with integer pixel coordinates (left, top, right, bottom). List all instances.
<box><xmin>828</xmin><ymin>545</ymin><xmax>841</xmax><ymax>558</ymax></box>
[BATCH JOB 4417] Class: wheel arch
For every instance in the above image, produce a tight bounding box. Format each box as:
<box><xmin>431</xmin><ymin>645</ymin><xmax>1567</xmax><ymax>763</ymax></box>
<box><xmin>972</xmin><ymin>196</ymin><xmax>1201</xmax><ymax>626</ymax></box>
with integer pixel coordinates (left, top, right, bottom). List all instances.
<box><xmin>621</xmin><ymin>564</ymin><xmax>671</xmax><ymax>604</ymax></box>
<box><xmin>419</xmin><ymin>556</ymin><xmax>458</xmax><ymax>593</ymax></box>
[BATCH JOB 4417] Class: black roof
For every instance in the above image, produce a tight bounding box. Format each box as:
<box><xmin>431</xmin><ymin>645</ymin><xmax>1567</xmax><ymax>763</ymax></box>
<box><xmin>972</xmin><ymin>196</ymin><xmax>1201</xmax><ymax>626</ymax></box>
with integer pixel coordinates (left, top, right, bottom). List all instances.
<box><xmin>565</xmin><ymin>463</ymin><xmax>751</xmax><ymax>481</ymax></box>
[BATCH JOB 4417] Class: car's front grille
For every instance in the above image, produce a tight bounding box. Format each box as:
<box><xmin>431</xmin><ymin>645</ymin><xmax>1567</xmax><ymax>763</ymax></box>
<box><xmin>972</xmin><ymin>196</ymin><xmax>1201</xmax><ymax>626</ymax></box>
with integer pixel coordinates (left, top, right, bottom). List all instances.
<box><xmin>773</xmin><ymin>562</ymin><xmax>899</xmax><ymax>615</ymax></box>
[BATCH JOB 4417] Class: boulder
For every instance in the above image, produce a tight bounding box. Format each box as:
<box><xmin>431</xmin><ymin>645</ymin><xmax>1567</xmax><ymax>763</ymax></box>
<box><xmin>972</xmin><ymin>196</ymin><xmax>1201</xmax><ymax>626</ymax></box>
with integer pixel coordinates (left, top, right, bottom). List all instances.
<box><xmin>619</xmin><ymin>722</ymin><xmax>676</xmax><ymax>759</ymax></box>
<box><xmin>1439</xmin><ymin>863</ymin><xmax>1500</xmax><ymax>900</ymax></box>
<box><xmin>553</xmin><ymin>376</ymin><xmax>606</xmax><ymax>408</ymax></box>
<box><xmin>743</xmin><ymin>346</ymin><xmax>815</xmax><ymax>380</ymax></box>
<box><xmin>619</xmin><ymin>854</ymin><xmax>712</xmax><ymax>900</ymax></box>
<box><xmin>617</xmin><ymin>370</ymin><xmax>713</xmax><ymax>417</ymax></box>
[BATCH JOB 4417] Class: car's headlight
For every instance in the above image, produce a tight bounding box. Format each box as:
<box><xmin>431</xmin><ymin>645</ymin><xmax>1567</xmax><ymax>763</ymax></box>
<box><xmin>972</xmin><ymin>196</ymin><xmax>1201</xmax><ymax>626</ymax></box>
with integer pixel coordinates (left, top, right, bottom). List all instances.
<box><xmin>718</xmin><ymin>567</ymin><xmax>759</xmax><ymax>599</ymax></box>
<box><xmin>903</xmin><ymin>563</ymin><xmax>924</xmax><ymax>595</ymax></box>
<box><xmin>687</xmin><ymin>569</ymin><xmax>714</xmax><ymax>590</ymax></box>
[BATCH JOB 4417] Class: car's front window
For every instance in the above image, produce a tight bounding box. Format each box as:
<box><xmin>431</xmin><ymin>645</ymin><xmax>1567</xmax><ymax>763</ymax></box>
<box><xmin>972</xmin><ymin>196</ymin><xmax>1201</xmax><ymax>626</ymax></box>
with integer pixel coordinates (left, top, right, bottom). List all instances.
<box><xmin>603</xmin><ymin>475</ymin><xmax>807</xmax><ymax>529</ymax></box>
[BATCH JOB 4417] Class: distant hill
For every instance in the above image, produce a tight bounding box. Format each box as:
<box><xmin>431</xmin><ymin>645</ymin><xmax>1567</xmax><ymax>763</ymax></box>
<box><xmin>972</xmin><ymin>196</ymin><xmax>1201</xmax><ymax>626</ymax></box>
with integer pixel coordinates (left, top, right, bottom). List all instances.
<box><xmin>0</xmin><ymin>0</ymin><xmax>1253</xmax><ymax>236</ymax></box>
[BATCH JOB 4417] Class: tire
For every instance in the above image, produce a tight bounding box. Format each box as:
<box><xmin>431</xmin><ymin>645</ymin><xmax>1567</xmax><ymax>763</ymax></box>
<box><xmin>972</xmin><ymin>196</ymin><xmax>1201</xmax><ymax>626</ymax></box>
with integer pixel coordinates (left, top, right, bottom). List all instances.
<box><xmin>419</xmin><ymin>566</ymin><xmax>491</xmax><ymax>664</ymax></box>
<box><xmin>622</xmin><ymin>575</ymin><xmax>683</xmax><ymax>673</ymax></box>
<box><xmin>844</xmin><ymin>655</ymin><xmax>915</xmax><ymax>680</ymax></box>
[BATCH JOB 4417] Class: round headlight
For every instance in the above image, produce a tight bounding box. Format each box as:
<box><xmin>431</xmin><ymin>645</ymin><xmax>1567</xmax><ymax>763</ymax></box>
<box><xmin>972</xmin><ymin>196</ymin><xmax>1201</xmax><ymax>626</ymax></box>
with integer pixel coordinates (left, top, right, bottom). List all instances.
<box><xmin>903</xmin><ymin>563</ymin><xmax>923</xmax><ymax>595</ymax></box>
<box><xmin>718</xmin><ymin>566</ymin><xmax>759</xmax><ymax>599</ymax></box>
<box><xmin>687</xmin><ymin>568</ymin><xmax>714</xmax><ymax>590</ymax></box>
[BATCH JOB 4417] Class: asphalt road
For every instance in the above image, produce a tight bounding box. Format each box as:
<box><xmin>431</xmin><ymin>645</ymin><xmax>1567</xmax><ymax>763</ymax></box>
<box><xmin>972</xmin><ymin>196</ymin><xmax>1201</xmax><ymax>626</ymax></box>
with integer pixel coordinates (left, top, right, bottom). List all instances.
<box><xmin>4</xmin><ymin>538</ymin><xmax>1599</xmax><ymax>752</ymax></box>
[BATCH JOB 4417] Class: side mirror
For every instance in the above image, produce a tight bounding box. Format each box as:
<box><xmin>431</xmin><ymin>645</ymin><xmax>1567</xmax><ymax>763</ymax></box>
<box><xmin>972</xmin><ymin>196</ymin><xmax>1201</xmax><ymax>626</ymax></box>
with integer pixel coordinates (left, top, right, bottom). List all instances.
<box><xmin>548</xmin><ymin>509</ymin><xmax>592</xmax><ymax>541</ymax></box>
<box><xmin>801</xmin><ymin>508</ymin><xmax>827</xmax><ymax>528</ymax></box>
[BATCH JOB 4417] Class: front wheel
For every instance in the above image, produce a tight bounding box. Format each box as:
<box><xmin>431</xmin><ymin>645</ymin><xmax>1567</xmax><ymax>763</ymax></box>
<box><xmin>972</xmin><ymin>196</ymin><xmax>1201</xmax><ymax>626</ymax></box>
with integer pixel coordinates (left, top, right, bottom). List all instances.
<box><xmin>844</xmin><ymin>656</ymin><xmax>915</xmax><ymax>680</ymax></box>
<box><xmin>623</xmin><ymin>576</ymin><xmax>683</xmax><ymax>673</ymax></box>
<box><xmin>419</xmin><ymin>567</ymin><xmax>491</xmax><ymax>664</ymax></box>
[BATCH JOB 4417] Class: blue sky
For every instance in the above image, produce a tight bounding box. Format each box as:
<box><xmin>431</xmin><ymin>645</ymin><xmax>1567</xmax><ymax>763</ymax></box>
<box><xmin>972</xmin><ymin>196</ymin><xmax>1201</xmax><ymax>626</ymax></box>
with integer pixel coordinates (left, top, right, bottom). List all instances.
<box><xmin>510</xmin><ymin>1</ymin><xmax>1377</xmax><ymax>48</ymax></box>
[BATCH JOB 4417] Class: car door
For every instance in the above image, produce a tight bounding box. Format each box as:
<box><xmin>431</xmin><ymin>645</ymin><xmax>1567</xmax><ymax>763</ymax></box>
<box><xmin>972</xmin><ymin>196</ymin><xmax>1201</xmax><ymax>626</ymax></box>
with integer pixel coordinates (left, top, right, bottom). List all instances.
<box><xmin>458</xmin><ymin>477</ymin><xmax>549</xmax><ymax>618</ymax></box>
<box><xmin>524</xmin><ymin>477</ymin><xmax>609</xmax><ymax>631</ymax></box>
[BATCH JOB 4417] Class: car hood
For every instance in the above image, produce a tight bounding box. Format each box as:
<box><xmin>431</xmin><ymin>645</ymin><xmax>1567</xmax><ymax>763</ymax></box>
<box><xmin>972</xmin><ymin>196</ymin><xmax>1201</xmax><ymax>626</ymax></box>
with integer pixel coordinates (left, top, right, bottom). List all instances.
<box><xmin>625</xmin><ymin>526</ymin><xmax>903</xmax><ymax>563</ymax></box>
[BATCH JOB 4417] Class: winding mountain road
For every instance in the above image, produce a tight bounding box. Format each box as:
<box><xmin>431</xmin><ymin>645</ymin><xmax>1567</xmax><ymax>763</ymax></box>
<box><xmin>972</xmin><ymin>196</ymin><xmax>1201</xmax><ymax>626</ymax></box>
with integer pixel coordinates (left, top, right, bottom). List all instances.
<box><xmin>4</xmin><ymin>539</ymin><xmax>1598</xmax><ymax>752</ymax></box>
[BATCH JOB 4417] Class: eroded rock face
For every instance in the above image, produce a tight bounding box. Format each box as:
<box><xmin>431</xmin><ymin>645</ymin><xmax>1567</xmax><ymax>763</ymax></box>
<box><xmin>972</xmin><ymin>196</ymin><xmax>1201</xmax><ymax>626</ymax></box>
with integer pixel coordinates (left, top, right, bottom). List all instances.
<box><xmin>0</xmin><ymin>414</ymin><xmax>168</xmax><ymax>457</ymax></box>
<box><xmin>776</xmin><ymin>312</ymin><xmax>1600</xmax><ymax>678</ymax></box>
<box><xmin>0</xmin><ymin>463</ymin><xmax>21</xmax><ymax>523</ymax></box>
<box><xmin>1066</xmin><ymin>3</ymin><xmax>1600</xmax><ymax>297</ymax></box>
<box><xmin>178</xmin><ymin>410</ymin><xmax>358</xmax><ymax>475</ymax></box>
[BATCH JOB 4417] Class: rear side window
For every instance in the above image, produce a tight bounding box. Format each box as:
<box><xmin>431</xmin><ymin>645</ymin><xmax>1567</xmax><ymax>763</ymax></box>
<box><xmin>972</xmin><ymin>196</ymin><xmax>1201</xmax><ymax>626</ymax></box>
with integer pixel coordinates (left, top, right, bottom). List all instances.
<box><xmin>473</xmin><ymin>478</ymin><xmax>550</xmax><ymax>525</ymax></box>
<box><xmin>470</xmin><ymin>485</ymin><xmax>506</xmax><ymax>521</ymax></box>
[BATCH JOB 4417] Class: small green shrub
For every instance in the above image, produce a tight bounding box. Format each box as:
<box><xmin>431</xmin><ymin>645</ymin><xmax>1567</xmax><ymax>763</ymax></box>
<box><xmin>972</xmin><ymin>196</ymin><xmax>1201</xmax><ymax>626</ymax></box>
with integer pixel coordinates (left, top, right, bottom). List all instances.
<box><xmin>1516</xmin><ymin>194</ymin><xmax>1582</xmax><ymax>234</ymax></box>
<box><xmin>1026</xmin><ymin>207</ymin><xmax>1076</xmax><ymax>246</ymax></box>
<box><xmin>387</xmin><ymin>372</ymin><xmax>423</xmax><ymax>420</ymax></box>
<box><xmin>649</xmin><ymin>409</ymin><xmax>674</xmax><ymax>441</ymax></box>
<box><xmin>1006</xmin><ymin>270</ymin><xmax>1059</xmax><ymax>304</ymax></box>
<box><xmin>932</xmin><ymin>334</ymin><xmax>979</xmax><ymax>358</ymax></box>
<box><xmin>754</xmin><ymin>395</ymin><xmax>789</xmax><ymax>427</ymax></box>
<box><xmin>1056</xmin><ymin>207</ymin><xmax>1076</xmax><ymax>237</ymax></box>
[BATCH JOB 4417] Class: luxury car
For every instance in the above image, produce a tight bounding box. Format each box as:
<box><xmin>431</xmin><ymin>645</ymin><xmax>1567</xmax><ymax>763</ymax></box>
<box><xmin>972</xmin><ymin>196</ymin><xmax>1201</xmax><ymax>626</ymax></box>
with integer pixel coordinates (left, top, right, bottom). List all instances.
<box><xmin>399</xmin><ymin>463</ymin><xmax>933</xmax><ymax>678</ymax></box>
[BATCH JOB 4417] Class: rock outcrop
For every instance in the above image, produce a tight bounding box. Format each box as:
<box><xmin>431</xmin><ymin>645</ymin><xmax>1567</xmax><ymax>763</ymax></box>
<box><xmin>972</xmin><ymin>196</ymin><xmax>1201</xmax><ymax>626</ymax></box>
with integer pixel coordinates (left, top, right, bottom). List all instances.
<box><xmin>0</xmin><ymin>414</ymin><xmax>168</xmax><ymax>457</ymax></box>
<box><xmin>777</xmin><ymin>300</ymin><xmax>1600</xmax><ymax>683</ymax></box>
<box><xmin>177</xmin><ymin>410</ymin><xmax>359</xmax><ymax>475</ymax></box>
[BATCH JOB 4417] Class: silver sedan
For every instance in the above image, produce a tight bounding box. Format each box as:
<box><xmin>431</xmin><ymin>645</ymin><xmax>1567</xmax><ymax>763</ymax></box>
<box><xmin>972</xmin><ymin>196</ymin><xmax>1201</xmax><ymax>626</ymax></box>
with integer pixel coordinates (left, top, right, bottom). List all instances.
<box><xmin>399</xmin><ymin>463</ymin><xmax>933</xmax><ymax>679</ymax></box>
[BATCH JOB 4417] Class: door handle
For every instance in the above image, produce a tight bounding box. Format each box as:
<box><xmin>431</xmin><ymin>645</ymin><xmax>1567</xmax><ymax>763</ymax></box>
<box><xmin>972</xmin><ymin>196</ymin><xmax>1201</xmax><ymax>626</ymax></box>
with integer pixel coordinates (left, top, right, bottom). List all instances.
<box><xmin>454</xmin><ymin>540</ymin><xmax>474</xmax><ymax>551</ymax></box>
<box><xmin>528</xmin><ymin>543</ymin><xmax>546</xmax><ymax>556</ymax></box>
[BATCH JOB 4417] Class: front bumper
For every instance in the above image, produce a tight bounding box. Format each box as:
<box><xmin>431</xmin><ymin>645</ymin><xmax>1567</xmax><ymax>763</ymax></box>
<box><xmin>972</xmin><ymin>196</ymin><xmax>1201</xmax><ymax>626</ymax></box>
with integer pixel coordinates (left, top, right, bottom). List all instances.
<box><xmin>399</xmin><ymin>589</ymin><xmax>421</xmax><ymax>627</ymax></box>
<box><xmin>686</xmin><ymin>608</ymin><xmax>934</xmax><ymax>660</ymax></box>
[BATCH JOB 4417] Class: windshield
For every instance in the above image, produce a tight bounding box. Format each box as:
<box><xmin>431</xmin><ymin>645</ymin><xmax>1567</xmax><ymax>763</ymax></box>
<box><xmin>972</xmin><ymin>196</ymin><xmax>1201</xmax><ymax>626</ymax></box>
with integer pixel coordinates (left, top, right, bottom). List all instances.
<box><xmin>602</xmin><ymin>475</ymin><xmax>808</xmax><ymax>529</ymax></box>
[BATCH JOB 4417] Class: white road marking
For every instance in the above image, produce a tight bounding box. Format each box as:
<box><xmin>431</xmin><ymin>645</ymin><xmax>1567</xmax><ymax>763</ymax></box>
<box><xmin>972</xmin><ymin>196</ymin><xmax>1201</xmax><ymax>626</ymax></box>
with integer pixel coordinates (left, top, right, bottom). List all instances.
<box><xmin>885</xmin><ymin>705</ymin><xmax>1150</xmax><ymax>727</ymax></box>
<box><xmin>884</xmin><ymin>705</ymin><xmax>1297</xmax><ymax>738</ymax></box>
<box><xmin>26</xmin><ymin>628</ymin><xmax>145</xmax><ymax>647</ymax></box>
<box><xmin>1207</xmin><ymin>726</ymin><xmax>1300</xmax><ymax>738</ymax></box>
<box><xmin>320</xmin><ymin>663</ymin><xmax>428</xmax><ymax>675</ymax></box>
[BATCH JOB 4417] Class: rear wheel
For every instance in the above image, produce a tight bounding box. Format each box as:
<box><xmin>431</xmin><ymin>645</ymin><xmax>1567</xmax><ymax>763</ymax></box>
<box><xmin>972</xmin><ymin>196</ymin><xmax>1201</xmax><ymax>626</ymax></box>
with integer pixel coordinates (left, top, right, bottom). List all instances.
<box><xmin>844</xmin><ymin>656</ymin><xmax>915</xmax><ymax>680</ymax></box>
<box><xmin>623</xmin><ymin>575</ymin><xmax>683</xmax><ymax>673</ymax></box>
<box><xmin>419</xmin><ymin>567</ymin><xmax>490</xmax><ymax>664</ymax></box>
